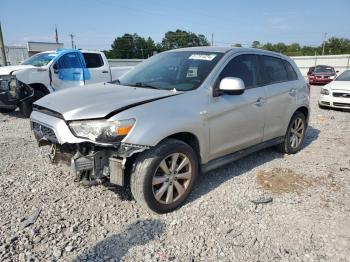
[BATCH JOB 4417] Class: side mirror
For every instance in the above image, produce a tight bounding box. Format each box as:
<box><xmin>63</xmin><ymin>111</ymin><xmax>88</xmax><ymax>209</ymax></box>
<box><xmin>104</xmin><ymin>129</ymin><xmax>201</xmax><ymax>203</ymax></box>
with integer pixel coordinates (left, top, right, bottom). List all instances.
<box><xmin>219</xmin><ymin>77</ymin><xmax>245</xmax><ymax>95</ymax></box>
<box><xmin>53</xmin><ymin>63</ymin><xmax>59</xmax><ymax>74</ymax></box>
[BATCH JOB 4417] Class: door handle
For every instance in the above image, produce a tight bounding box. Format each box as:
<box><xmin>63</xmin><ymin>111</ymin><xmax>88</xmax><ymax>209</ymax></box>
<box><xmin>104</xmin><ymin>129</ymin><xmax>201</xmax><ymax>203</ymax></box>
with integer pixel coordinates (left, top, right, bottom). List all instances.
<box><xmin>255</xmin><ymin>97</ymin><xmax>265</xmax><ymax>107</ymax></box>
<box><xmin>102</xmin><ymin>70</ymin><xmax>109</xmax><ymax>74</ymax></box>
<box><xmin>73</xmin><ymin>72</ymin><xmax>81</xmax><ymax>75</ymax></box>
<box><xmin>288</xmin><ymin>88</ymin><xmax>297</xmax><ymax>96</ymax></box>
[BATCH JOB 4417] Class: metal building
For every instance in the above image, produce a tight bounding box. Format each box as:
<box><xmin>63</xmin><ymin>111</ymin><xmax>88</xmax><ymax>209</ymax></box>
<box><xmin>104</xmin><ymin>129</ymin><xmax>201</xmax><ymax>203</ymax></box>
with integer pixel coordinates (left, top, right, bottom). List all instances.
<box><xmin>0</xmin><ymin>45</ymin><xmax>28</xmax><ymax>66</ymax></box>
<box><xmin>27</xmin><ymin>41</ymin><xmax>63</xmax><ymax>56</ymax></box>
<box><xmin>0</xmin><ymin>41</ymin><xmax>65</xmax><ymax>66</ymax></box>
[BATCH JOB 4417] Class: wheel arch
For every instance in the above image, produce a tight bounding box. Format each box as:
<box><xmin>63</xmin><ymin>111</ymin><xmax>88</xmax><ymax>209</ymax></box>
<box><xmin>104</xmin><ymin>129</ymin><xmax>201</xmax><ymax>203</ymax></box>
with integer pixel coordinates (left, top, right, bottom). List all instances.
<box><xmin>124</xmin><ymin>132</ymin><xmax>202</xmax><ymax>186</ymax></box>
<box><xmin>28</xmin><ymin>83</ymin><xmax>50</xmax><ymax>95</ymax></box>
<box><xmin>136</xmin><ymin>132</ymin><xmax>201</xmax><ymax>165</ymax></box>
<box><xmin>295</xmin><ymin>106</ymin><xmax>309</xmax><ymax>124</ymax></box>
<box><xmin>160</xmin><ymin>132</ymin><xmax>202</xmax><ymax>164</ymax></box>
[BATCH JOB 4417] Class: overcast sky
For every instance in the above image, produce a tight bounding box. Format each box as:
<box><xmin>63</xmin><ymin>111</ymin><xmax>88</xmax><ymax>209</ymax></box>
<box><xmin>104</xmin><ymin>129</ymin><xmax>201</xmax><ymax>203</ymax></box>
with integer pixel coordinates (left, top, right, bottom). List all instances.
<box><xmin>2</xmin><ymin>0</ymin><xmax>350</xmax><ymax>50</ymax></box>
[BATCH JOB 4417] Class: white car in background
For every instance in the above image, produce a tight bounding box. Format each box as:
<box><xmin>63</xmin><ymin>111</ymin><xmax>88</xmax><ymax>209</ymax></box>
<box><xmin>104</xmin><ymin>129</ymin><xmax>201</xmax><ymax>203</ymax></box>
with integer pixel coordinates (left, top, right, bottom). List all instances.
<box><xmin>0</xmin><ymin>49</ymin><xmax>132</xmax><ymax>117</ymax></box>
<box><xmin>319</xmin><ymin>70</ymin><xmax>350</xmax><ymax>110</ymax></box>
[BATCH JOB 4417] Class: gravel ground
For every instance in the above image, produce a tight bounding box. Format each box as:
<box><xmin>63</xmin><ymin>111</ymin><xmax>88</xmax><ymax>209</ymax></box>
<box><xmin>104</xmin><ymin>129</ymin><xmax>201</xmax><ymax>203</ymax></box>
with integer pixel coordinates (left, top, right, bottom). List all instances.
<box><xmin>0</xmin><ymin>86</ymin><xmax>349</xmax><ymax>262</ymax></box>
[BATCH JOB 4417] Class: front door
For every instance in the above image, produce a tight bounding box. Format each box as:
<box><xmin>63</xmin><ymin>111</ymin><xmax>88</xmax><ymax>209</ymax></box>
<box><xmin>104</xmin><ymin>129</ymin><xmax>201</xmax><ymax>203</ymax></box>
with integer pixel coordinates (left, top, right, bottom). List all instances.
<box><xmin>50</xmin><ymin>52</ymin><xmax>85</xmax><ymax>91</ymax></box>
<box><xmin>207</xmin><ymin>54</ymin><xmax>266</xmax><ymax>161</ymax></box>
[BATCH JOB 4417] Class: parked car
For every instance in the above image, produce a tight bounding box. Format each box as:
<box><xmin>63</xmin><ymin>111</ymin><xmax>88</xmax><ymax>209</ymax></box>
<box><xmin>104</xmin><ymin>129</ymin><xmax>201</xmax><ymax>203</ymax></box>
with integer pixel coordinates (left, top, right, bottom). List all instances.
<box><xmin>319</xmin><ymin>69</ymin><xmax>350</xmax><ymax>109</ymax></box>
<box><xmin>30</xmin><ymin>47</ymin><xmax>310</xmax><ymax>213</ymax></box>
<box><xmin>308</xmin><ymin>65</ymin><xmax>338</xmax><ymax>85</ymax></box>
<box><xmin>307</xmin><ymin>66</ymin><xmax>315</xmax><ymax>77</ymax></box>
<box><xmin>0</xmin><ymin>49</ymin><xmax>132</xmax><ymax>117</ymax></box>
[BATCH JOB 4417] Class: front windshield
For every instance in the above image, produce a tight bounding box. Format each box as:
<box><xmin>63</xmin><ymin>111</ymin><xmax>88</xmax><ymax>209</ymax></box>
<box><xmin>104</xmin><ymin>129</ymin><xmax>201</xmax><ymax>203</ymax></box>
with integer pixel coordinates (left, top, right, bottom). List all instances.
<box><xmin>22</xmin><ymin>52</ymin><xmax>58</xmax><ymax>66</ymax></box>
<box><xmin>119</xmin><ymin>51</ymin><xmax>223</xmax><ymax>91</ymax></box>
<box><xmin>314</xmin><ymin>66</ymin><xmax>335</xmax><ymax>74</ymax></box>
<box><xmin>335</xmin><ymin>70</ymin><xmax>350</xmax><ymax>81</ymax></box>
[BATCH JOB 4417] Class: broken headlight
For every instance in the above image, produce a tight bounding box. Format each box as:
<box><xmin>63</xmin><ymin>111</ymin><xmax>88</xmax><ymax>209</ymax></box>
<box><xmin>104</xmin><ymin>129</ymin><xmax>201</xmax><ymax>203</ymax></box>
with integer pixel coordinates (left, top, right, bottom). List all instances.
<box><xmin>69</xmin><ymin>118</ymin><xmax>135</xmax><ymax>143</ymax></box>
<box><xmin>8</xmin><ymin>77</ymin><xmax>19</xmax><ymax>99</ymax></box>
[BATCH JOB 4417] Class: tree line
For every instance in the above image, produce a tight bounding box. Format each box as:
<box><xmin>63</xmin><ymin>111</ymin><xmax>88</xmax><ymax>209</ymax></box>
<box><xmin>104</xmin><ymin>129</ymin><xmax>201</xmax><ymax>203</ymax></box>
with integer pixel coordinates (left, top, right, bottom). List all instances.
<box><xmin>104</xmin><ymin>29</ymin><xmax>350</xmax><ymax>59</ymax></box>
<box><xmin>104</xmin><ymin>29</ymin><xmax>210</xmax><ymax>59</ymax></box>
<box><xmin>246</xmin><ymin>38</ymin><xmax>350</xmax><ymax>56</ymax></box>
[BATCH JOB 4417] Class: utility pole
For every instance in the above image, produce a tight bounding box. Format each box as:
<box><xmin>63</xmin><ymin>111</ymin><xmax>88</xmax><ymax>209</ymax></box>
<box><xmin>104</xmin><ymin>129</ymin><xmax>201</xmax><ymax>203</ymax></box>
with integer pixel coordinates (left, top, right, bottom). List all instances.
<box><xmin>55</xmin><ymin>25</ymin><xmax>59</xmax><ymax>44</ymax></box>
<box><xmin>211</xmin><ymin>33</ymin><xmax>214</xmax><ymax>46</ymax></box>
<box><xmin>0</xmin><ymin>22</ymin><xmax>7</xmax><ymax>66</ymax></box>
<box><xmin>322</xmin><ymin>32</ymin><xmax>327</xmax><ymax>56</ymax></box>
<box><xmin>70</xmin><ymin>33</ymin><xmax>75</xmax><ymax>49</ymax></box>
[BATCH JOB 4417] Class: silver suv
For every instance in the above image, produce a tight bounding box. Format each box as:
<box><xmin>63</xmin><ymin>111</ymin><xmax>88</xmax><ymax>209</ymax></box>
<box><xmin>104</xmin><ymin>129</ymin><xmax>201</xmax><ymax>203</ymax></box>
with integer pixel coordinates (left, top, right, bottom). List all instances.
<box><xmin>30</xmin><ymin>47</ymin><xmax>310</xmax><ymax>213</ymax></box>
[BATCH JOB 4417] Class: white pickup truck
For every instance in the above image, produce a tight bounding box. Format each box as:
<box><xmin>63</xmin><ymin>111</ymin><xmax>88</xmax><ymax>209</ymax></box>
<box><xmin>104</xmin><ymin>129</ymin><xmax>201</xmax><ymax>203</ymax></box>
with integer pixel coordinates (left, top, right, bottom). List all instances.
<box><xmin>0</xmin><ymin>49</ymin><xmax>132</xmax><ymax>117</ymax></box>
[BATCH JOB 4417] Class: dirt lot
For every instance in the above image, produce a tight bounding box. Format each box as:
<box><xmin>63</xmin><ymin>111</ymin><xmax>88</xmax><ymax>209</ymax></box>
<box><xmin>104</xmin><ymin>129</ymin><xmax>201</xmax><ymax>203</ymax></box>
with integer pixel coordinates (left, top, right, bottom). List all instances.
<box><xmin>0</xmin><ymin>86</ymin><xmax>349</xmax><ymax>261</ymax></box>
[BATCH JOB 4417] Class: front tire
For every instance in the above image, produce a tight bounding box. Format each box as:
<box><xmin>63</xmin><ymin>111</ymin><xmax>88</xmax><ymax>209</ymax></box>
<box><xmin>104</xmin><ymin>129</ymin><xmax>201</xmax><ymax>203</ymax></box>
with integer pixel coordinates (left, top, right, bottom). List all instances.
<box><xmin>19</xmin><ymin>101</ymin><xmax>33</xmax><ymax>118</ymax></box>
<box><xmin>277</xmin><ymin>111</ymin><xmax>307</xmax><ymax>154</ymax></box>
<box><xmin>130</xmin><ymin>139</ymin><xmax>198</xmax><ymax>214</ymax></box>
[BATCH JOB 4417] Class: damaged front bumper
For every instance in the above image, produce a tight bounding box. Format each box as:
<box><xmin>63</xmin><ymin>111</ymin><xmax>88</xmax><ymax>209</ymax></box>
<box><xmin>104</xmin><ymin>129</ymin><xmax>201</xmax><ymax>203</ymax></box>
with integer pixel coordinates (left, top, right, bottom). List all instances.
<box><xmin>0</xmin><ymin>77</ymin><xmax>34</xmax><ymax>109</ymax></box>
<box><xmin>30</xmin><ymin>111</ymin><xmax>150</xmax><ymax>186</ymax></box>
<box><xmin>70</xmin><ymin>142</ymin><xmax>149</xmax><ymax>186</ymax></box>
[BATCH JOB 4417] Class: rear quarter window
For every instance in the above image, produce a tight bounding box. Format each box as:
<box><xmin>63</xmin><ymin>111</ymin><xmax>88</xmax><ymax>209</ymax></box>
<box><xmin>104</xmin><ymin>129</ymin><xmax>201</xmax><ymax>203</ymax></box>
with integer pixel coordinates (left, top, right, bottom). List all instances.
<box><xmin>283</xmin><ymin>60</ymin><xmax>298</xmax><ymax>81</ymax></box>
<box><xmin>83</xmin><ymin>53</ymin><xmax>104</xmax><ymax>68</ymax></box>
<box><xmin>261</xmin><ymin>55</ymin><xmax>288</xmax><ymax>84</ymax></box>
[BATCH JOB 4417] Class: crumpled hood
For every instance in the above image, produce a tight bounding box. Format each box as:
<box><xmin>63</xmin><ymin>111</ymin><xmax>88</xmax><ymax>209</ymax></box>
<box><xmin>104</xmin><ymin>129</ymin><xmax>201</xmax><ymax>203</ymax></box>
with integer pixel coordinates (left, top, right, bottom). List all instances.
<box><xmin>0</xmin><ymin>65</ymin><xmax>36</xmax><ymax>76</ymax></box>
<box><xmin>328</xmin><ymin>81</ymin><xmax>350</xmax><ymax>91</ymax></box>
<box><xmin>34</xmin><ymin>83</ymin><xmax>183</xmax><ymax>120</ymax></box>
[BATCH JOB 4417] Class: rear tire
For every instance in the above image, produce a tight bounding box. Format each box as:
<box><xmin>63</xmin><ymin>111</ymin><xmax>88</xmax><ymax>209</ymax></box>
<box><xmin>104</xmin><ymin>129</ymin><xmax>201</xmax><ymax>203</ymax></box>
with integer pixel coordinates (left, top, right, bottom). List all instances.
<box><xmin>130</xmin><ymin>139</ymin><xmax>198</xmax><ymax>214</ymax></box>
<box><xmin>277</xmin><ymin>111</ymin><xmax>306</xmax><ymax>154</ymax></box>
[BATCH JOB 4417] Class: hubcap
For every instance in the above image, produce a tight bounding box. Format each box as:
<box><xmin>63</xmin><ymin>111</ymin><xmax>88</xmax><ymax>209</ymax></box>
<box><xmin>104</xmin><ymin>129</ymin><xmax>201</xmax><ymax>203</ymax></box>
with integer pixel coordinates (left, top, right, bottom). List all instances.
<box><xmin>152</xmin><ymin>153</ymin><xmax>192</xmax><ymax>204</ymax></box>
<box><xmin>290</xmin><ymin>117</ymin><xmax>305</xmax><ymax>148</ymax></box>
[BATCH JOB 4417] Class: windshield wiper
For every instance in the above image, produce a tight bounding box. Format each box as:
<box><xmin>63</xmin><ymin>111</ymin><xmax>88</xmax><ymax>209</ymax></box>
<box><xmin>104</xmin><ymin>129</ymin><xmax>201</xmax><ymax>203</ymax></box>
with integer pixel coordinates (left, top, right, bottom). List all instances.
<box><xmin>132</xmin><ymin>82</ymin><xmax>160</xmax><ymax>90</ymax></box>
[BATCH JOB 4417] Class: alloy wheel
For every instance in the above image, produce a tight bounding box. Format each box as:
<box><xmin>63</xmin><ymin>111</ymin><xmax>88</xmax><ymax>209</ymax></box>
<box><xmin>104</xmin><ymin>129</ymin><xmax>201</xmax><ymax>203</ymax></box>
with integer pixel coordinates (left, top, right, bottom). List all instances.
<box><xmin>290</xmin><ymin>117</ymin><xmax>305</xmax><ymax>148</ymax></box>
<box><xmin>152</xmin><ymin>153</ymin><xmax>192</xmax><ymax>204</ymax></box>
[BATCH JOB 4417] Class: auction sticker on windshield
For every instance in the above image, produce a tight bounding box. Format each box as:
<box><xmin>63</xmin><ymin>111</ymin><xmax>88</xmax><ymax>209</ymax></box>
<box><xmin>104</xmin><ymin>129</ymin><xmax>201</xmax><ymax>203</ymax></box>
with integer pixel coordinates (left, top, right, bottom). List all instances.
<box><xmin>189</xmin><ymin>54</ymin><xmax>217</xmax><ymax>61</ymax></box>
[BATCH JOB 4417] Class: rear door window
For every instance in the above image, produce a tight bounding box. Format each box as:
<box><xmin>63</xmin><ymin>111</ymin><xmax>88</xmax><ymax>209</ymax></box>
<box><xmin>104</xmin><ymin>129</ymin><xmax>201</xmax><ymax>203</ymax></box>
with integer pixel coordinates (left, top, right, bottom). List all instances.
<box><xmin>83</xmin><ymin>53</ymin><xmax>104</xmax><ymax>68</ymax></box>
<box><xmin>219</xmin><ymin>54</ymin><xmax>262</xmax><ymax>89</ymax></box>
<box><xmin>261</xmin><ymin>56</ymin><xmax>288</xmax><ymax>84</ymax></box>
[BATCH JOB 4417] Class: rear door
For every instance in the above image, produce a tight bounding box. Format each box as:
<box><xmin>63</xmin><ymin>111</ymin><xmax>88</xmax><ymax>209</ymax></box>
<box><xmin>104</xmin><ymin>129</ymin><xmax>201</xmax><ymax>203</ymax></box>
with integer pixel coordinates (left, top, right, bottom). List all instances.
<box><xmin>207</xmin><ymin>54</ymin><xmax>266</xmax><ymax>160</ymax></box>
<box><xmin>50</xmin><ymin>52</ymin><xmax>85</xmax><ymax>91</ymax></box>
<box><xmin>83</xmin><ymin>52</ymin><xmax>111</xmax><ymax>84</ymax></box>
<box><xmin>260</xmin><ymin>55</ymin><xmax>297</xmax><ymax>141</ymax></box>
